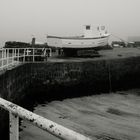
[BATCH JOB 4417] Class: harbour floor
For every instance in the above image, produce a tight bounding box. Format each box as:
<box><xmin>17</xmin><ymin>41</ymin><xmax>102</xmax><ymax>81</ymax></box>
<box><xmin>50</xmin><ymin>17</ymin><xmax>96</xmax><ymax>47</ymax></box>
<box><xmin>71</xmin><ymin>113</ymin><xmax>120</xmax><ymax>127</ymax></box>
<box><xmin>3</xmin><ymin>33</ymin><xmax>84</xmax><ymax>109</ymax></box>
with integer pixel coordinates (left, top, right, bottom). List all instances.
<box><xmin>20</xmin><ymin>89</ymin><xmax>140</xmax><ymax>140</ymax></box>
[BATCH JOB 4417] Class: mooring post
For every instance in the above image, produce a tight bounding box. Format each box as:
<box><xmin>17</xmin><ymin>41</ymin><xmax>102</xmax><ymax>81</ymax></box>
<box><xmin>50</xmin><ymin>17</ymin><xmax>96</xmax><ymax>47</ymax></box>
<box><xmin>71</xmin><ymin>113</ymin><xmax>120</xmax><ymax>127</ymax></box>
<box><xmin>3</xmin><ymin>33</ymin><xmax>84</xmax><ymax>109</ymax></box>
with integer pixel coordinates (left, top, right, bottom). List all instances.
<box><xmin>9</xmin><ymin>112</ymin><xmax>19</xmax><ymax>140</ymax></box>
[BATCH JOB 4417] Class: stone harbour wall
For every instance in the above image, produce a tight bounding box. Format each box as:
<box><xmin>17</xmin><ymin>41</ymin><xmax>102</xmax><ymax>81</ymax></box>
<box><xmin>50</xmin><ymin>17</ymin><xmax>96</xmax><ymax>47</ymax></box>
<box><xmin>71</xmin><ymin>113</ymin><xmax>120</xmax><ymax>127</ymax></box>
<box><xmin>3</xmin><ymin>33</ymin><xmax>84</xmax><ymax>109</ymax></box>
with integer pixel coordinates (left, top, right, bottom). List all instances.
<box><xmin>30</xmin><ymin>56</ymin><xmax>140</xmax><ymax>96</ymax></box>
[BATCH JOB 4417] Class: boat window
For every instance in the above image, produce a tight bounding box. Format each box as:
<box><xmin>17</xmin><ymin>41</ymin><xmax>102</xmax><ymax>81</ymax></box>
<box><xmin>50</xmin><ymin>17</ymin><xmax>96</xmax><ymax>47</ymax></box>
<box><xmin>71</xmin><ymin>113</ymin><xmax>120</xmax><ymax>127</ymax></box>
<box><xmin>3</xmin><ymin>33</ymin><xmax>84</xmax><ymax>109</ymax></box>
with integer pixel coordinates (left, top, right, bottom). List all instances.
<box><xmin>86</xmin><ymin>25</ymin><xmax>90</xmax><ymax>30</ymax></box>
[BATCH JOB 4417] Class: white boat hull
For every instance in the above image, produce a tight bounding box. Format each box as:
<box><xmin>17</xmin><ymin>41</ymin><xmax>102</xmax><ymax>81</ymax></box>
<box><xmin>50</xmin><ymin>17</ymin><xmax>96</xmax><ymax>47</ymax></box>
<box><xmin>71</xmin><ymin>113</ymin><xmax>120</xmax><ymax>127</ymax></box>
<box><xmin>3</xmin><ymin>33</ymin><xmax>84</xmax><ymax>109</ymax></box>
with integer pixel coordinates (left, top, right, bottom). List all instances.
<box><xmin>47</xmin><ymin>35</ymin><xmax>110</xmax><ymax>49</ymax></box>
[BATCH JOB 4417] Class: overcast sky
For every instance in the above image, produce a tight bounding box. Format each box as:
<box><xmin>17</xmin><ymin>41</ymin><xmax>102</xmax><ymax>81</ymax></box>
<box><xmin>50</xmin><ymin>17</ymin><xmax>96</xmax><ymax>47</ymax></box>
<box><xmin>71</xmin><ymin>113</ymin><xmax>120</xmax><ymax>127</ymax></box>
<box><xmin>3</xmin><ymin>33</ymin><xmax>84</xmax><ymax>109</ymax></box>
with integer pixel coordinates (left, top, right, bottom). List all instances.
<box><xmin>0</xmin><ymin>0</ymin><xmax>139</xmax><ymax>46</ymax></box>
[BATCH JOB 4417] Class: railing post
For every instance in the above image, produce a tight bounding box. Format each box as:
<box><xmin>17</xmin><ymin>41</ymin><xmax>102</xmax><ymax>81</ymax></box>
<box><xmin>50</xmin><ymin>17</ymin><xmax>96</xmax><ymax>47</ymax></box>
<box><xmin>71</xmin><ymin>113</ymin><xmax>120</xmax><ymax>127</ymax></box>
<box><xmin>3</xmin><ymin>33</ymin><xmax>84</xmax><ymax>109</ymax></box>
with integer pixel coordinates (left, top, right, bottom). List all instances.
<box><xmin>17</xmin><ymin>49</ymin><xmax>19</xmax><ymax>62</ymax></box>
<box><xmin>9</xmin><ymin>112</ymin><xmax>19</xmax><ymax>140</ymax></box>
<box><xmin>0</xmin><ymin>97</ymin><xmax>91</xmax><ymax>140</ymax></box>
<box><xmin>5</xmin><ymin>49</ymin><xmax>7</xmax><ymax>68</ymax></box>
<box><xmin>49</xmin><ymin>48</ymin><xmax>52</xmax><ymax>57</ymax></box>
<box><xmin>3</xmin><ymin>49</ymin><xmax>6</xmax><ymax>68</ymax></box>
<box><xmin>12</xmin><ymin>49</ymin><xmax>14</xmax><ymax>64</ymax></box>
<box><xmin>9</xmin><ymin>49</ymin><xmax>12</xmax><ymax>65</ymax></box>
<box><xmin>6</xmin><ymin>49</ymin><xmax>9</xmax><ymax>67</ymax></box>
<box><xmin>33</xmin><ymin>48</ymin><xmax>35</xmax><ymax>62</ymax></box>
<box><xmin>14</xmin><ymin>48</ymin><xmax>16</xmax><ymax>64</ymax></box>
<box><xmin>23</xmin><ymin>49</ymin><xmax>25</xmax><ymax>62</ymax></box>
<box><xmin>2</xmin><ymin>49</ymin><xmax>3</xmax><ymax>68</ymax></box>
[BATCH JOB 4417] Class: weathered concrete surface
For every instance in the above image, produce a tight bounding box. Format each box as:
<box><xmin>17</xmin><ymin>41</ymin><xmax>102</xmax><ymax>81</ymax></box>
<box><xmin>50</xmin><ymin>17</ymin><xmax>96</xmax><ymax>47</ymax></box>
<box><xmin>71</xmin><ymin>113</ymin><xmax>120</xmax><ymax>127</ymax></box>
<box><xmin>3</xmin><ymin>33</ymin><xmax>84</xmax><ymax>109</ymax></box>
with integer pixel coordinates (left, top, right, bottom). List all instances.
<box><xmin>20</xmin><ymin>90</ymin><xmax>140</xmax><ymax>140</ymax></box>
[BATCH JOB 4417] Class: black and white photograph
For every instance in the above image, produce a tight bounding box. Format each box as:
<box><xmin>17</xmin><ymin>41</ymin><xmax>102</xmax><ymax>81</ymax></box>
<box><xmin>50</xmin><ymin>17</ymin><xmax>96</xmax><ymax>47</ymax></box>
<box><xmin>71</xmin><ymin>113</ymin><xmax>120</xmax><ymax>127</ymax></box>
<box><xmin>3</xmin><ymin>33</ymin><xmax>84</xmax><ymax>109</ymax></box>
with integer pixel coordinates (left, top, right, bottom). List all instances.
<box><xmin>0</xmin><ymin>0</ymin><xmax>140</xmax><ymax>140</ymax></box>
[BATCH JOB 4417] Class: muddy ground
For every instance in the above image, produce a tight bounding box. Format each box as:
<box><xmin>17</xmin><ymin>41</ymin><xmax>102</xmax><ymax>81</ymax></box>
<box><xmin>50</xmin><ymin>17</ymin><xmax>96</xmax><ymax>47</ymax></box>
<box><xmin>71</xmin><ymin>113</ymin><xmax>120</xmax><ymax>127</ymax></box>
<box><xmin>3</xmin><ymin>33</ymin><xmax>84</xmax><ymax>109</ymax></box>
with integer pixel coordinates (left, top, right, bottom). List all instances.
<box><xmin>20</xmin><ymin>89</ymin><xmax>140</xmax><ymax>140</ymax></box>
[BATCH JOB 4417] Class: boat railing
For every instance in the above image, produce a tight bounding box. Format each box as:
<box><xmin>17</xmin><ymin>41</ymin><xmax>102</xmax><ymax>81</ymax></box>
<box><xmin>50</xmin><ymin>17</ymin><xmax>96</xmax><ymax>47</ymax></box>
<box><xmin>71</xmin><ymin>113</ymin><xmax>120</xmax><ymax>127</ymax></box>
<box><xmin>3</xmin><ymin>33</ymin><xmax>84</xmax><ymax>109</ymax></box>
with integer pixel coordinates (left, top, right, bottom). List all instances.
<box><xmin>0</xmin><ymin>97</ymin><xmax>91</xmax><ymax>140</ymax></box>
<box><xmin>0</xmin><ymin>48</ymin><xmax>52</xmax><ymax>70</ymax></box>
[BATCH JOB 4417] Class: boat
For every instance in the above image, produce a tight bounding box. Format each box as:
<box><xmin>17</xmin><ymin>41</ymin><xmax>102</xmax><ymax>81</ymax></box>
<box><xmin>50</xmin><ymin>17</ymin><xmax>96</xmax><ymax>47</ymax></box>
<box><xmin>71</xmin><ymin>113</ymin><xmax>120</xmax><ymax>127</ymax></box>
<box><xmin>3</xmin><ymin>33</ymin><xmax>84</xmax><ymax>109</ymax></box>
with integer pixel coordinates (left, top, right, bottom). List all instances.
<box><xmin>47</xmin><ymin>25</ymin><xmax>110</xmax><ymax>57</ymax></box>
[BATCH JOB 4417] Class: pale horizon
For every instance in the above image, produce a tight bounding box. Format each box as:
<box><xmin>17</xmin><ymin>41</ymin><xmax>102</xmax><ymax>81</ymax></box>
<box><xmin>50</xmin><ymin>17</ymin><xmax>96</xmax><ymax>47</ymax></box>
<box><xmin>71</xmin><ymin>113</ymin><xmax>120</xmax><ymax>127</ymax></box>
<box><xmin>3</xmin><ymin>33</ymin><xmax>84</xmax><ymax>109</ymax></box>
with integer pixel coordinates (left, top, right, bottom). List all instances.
<box><xmin>0</xmin><ymin>0</ymin><xmax>140</xmax><ymax>46</ymax></box>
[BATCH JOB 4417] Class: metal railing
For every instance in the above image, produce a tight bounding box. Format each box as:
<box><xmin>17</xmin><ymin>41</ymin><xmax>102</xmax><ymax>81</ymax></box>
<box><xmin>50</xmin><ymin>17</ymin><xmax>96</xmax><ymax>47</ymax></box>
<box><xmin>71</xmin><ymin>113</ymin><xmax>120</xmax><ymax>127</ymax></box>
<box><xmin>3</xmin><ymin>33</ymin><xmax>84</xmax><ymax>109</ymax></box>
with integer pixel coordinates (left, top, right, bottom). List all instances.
<box><xmin>0</xmin><ymin>48</ymin><xmax>92</xmax><ymax>139</ymax></box>
<box><xmin>0</xmin><ymin>97</ymin><xmax>91</xmax><ymax>140</ymax></box>
<box><xmin>0</xmin><ymin>48</ymin><xmax>52</xmax><ymax>70</ymax></box>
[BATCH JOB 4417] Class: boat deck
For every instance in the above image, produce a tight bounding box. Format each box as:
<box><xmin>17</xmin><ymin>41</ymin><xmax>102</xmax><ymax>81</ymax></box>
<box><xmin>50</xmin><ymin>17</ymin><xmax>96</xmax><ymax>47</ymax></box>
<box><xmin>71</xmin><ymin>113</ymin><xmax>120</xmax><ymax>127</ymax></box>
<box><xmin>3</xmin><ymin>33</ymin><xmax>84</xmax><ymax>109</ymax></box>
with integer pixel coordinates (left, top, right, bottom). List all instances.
<box><xmin>20</xmin><ymin>90</ymin><xmax>140</xmax><ymax>140</ymax></box>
